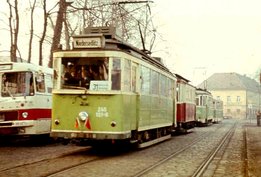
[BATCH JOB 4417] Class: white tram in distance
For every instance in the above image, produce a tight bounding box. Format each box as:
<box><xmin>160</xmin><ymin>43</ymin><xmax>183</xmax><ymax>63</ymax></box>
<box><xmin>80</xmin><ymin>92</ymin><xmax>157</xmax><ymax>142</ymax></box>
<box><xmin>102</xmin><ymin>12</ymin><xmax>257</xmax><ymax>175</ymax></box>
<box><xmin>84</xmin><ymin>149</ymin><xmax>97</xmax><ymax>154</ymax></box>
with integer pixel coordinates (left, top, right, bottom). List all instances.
<box><xmin>0</xmin><ymin>61</ymin><xmax>53</xmax><ymax>136</ymax></box>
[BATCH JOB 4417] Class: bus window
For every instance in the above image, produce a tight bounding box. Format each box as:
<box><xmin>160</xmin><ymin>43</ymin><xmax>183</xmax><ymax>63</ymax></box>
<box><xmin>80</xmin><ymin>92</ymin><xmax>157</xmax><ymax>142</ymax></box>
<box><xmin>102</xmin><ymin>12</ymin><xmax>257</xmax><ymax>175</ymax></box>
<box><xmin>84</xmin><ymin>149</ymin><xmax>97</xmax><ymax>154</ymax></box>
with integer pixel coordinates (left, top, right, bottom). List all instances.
<box><xmin>36</xmin><ymin>73</ymin><xmax>45</xmax><ymax>93</ymax></box>
<box><xmin>1</xmin><ymin>72</ymin><xmax>34</xmax><ymax>97</ymax></box>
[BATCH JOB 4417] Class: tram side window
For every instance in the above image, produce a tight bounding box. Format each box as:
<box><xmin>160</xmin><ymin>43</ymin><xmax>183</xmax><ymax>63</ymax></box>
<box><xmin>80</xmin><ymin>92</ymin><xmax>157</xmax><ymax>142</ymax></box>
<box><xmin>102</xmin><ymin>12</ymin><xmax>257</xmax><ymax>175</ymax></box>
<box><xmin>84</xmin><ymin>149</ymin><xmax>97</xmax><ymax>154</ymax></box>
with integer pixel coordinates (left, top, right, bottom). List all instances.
<box><xmin>131</xmin><ymin>64</ymin><xmax>137</xmax><ymax>92</ymax></box>
<box><xmin>123</xmin><ymin>59</ymin><xmax>131</xmax><ymax>91</ymax></box>
<box><xmin>159</xmin><ymin>74</ymin><xmax>167</xmax><ymax>97</ymax></box>
<box><xmin>111</xmin><ymin>58</ymin><xmax>121</xmax><ymax>90</ymax></box>
<box><xmin>168</xmin><ymin>78</ymin><xmax>174</xmax><ymax>98</ymax></box>
<box><xmin>151</xmin><ymin>70</ymin><xmax>159</xmax><ymax>95</ymax></box>
<box><xmin>196</xmin><ymin>97</ymin><xmax>200</xmax><ymax>106</ymax></box>
<box><xmin>140</xmin><ymin>66</ymin><xmax>150</xmax><ymax>94</ymax></box>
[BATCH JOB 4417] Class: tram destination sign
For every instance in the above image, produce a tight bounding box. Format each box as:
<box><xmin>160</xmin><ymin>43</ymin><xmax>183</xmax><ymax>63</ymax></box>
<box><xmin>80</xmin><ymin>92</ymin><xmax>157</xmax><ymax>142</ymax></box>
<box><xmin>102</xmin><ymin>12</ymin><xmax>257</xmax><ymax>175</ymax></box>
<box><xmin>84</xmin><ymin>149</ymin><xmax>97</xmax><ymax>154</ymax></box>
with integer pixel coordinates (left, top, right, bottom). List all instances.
<box><xmin>73</xmin><ymin>34</ymin><xmax>105</xmax><ymax>49</ymax></box>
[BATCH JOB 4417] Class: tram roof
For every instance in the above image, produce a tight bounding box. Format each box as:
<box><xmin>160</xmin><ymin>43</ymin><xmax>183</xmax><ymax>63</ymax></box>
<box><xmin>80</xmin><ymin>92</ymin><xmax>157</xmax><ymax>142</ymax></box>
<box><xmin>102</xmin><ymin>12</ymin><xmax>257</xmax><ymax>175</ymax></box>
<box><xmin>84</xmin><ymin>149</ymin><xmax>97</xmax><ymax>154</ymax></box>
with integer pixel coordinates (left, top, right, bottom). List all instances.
<box><xmin>56</xmin><ymin>26</ymin><xmax>174</xmax><ymax>76</ymax></box>
<box><xmin>196</xmin><ymin>88</ymin><xmax>212</xmax><ymax>95</ymax></box>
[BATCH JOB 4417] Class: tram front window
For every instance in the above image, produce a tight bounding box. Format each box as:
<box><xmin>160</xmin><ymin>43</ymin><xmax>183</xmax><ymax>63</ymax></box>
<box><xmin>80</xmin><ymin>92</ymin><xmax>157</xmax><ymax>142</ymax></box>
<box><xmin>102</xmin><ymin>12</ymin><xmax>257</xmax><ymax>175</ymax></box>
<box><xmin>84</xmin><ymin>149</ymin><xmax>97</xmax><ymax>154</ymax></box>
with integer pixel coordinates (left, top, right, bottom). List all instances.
<box><xmin>61</xmin><ymin>57</ymin><xmax>110</xmax><ymax>90</ymax></box>
<box><xmin>1</xmin><ymin>72</ymin><xmax>34</xmax><ymax>97</ymax></box>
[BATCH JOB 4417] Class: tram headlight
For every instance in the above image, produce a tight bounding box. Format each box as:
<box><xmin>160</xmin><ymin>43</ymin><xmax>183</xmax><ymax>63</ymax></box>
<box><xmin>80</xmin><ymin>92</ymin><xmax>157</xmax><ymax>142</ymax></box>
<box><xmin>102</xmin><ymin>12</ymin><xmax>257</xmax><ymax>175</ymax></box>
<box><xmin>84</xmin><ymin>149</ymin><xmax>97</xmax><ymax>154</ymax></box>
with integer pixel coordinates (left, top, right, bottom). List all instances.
<box><xmin>22</xmin><ymin>112</ymin><xmax>28</xmax><ymax>118</ymax></box>
<box><xmin>78</xmin><ymin>111</ymin><xmax>88</xmax><ymax>122</ymax></box>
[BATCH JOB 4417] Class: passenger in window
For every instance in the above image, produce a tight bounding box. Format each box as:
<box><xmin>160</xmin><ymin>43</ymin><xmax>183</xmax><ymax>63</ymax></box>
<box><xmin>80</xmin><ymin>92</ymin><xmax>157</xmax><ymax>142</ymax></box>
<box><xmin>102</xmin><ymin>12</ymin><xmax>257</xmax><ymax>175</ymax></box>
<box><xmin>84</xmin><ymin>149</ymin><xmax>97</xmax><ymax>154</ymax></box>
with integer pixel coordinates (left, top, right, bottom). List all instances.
<box><xmin>79</xmin><ymin>66</ymin><xmax>90</xmax><ymax>88</ymax></box>
<box><xmin>64</xmin><ymin>63</ymin><xmax>79</xmax><ymax>86</ymax></box>
<box><xmin>64</xmin><ymin>64</ymin><xmax>73</xmax><ymax>84</ymax></box>
<box><xmin>98</xmin><ymin>60</ymin><xmax>108</xmax><ymax>80</ymax></box>
<box><xmin>89</xmin><ymin>65</ymin><xmax>100</xmax><ymax>80</ymax></box>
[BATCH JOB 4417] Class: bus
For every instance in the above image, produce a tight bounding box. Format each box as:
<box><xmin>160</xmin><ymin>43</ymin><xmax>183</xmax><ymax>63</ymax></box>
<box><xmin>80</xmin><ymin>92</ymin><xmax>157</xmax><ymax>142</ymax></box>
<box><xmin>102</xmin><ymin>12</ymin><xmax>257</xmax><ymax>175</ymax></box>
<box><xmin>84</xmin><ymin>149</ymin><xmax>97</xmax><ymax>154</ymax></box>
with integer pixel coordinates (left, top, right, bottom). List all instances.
<box><xmin>0</xmin><ymin>61</ymin><xmax>53</xmax><ymax>136</ymax></box>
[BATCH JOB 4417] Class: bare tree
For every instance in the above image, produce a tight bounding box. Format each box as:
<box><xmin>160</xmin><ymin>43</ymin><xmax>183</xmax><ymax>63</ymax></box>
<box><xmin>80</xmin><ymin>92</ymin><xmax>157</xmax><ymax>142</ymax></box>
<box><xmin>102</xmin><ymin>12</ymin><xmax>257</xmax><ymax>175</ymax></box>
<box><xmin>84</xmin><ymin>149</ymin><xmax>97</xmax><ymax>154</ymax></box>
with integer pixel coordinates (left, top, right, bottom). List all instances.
<box><xmin>39</xmin><ymin>0</ymin><xmax>48</xmax><ymax>66</ymax></box>
<box><xmin>48</xmin><ymin>0</ymin><xmax>69</xmax><ymax>68</ymax></box>
<box><xmin>28</xmin><ymin>0</ymin><xmax>36</xmax><ymax>63</ymax></box>
<box><xmin>6</xmin><ymin>0</ymin><xmax>19</xmax><ymax>62</ymax></box>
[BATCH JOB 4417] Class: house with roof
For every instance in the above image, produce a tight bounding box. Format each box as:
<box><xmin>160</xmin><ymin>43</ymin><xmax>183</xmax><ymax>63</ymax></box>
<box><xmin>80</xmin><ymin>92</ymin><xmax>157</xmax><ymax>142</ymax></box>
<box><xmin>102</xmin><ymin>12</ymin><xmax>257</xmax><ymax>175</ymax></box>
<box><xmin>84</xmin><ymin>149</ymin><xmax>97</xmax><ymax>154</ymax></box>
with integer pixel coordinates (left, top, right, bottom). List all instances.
<box><xmin>197</xmin><ymin>73</ymin><xmax>261</xmax><ymax>119</ymax></box>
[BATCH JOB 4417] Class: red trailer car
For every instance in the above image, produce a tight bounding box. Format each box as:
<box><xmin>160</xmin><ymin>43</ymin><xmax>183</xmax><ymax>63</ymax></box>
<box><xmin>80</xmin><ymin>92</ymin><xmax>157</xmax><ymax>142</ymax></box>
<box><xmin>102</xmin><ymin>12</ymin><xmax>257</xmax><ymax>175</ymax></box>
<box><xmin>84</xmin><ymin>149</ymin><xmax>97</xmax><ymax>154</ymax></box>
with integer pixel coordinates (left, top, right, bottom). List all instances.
<box><xmin>175</xmin><ymin>74</ymin><xmax>196</xmax><ymax>133</ymax></box>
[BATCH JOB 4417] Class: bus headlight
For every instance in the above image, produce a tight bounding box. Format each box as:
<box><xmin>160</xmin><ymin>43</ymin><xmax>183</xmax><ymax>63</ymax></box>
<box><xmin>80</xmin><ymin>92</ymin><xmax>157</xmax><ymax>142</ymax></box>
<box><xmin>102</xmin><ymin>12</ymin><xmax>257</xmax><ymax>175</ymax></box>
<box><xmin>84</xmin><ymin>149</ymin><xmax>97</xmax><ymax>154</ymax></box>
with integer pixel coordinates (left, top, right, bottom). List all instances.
<box><xmin>78</xmin><ymin>111</ymin><xmax>88</xmax><ymax>122</ymax></box>
<box><xmin>22</xmin><ymin>112</ymin><xmax>28</xmax><ymax>118</ymax></box>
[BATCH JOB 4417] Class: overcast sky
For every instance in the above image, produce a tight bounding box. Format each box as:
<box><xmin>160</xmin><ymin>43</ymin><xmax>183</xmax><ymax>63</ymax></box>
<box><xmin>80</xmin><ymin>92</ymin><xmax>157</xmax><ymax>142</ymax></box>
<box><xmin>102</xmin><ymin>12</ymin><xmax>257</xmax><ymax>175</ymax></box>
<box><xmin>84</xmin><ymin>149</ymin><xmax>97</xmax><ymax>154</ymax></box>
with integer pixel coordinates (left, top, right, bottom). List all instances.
<box><xmin>0</xmin><ymin>0</ymin><xmax>261</xmax><ymax>85</ymax></box>
<box><xmin>152</xmin><ymin>0</ymin><xmax>261</xmax><ymax>85</ymax></box>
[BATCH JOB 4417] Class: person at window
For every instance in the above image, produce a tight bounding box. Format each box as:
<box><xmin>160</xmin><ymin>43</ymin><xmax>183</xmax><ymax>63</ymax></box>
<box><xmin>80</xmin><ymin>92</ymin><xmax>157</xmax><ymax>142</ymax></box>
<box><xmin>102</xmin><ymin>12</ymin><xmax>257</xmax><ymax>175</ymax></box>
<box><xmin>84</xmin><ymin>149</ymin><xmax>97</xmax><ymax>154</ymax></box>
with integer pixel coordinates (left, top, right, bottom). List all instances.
<box><xmin>89</xmin><ymin>65</ymin><xmax>100</xmax><ymax>80</ymax></box>
<box><xmin>79</xmin><ymin>66</ymin><xmax>90</xmax><ymax>88</ymax></box>
<box><xmin>98</xmin><ymin>60</ymin><xmax>108</xmax><ymax>80</ymax></box>
<box><xmin>64</xmin><ymin>63</ymin><xmax>79</xmax><ymax>86</ymax></box>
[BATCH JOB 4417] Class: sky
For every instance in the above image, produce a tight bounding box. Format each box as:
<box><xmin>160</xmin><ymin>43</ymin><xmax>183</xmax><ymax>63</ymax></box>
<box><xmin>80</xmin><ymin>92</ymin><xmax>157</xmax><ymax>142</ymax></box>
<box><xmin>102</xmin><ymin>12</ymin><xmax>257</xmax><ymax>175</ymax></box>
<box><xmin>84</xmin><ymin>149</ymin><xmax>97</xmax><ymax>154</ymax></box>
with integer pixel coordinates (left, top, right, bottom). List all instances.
<box><xmin>152</xmin><ymin>0</ymin><xmax>261</xmax><ymax>85</ymax></box>
<box><xmin>0</xmin><ymin>0</ymin><xmax>261</xmax><ymax>85</ymax></box>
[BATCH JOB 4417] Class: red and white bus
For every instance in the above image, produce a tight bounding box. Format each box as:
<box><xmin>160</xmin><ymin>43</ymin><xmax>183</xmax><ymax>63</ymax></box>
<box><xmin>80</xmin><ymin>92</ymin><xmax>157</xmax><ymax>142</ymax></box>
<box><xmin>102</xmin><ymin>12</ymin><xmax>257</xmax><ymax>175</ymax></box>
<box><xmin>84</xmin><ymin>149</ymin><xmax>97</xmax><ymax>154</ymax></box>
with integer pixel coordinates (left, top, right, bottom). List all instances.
<box><xmin>0</xmin><ymin>61</ymin><xmax>53</xmax><ymax>136</ymax></box>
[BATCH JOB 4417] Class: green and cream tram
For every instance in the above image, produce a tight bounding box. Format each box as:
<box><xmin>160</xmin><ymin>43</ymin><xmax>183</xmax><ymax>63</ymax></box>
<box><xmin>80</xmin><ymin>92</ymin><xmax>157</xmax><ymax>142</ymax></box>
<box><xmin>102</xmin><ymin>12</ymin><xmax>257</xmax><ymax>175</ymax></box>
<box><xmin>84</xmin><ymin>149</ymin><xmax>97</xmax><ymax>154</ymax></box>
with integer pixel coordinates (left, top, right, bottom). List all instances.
<box><xmin>51</xmin><ymin>27</ymin><xmax>176</xmax><ymax>147</ymax></box>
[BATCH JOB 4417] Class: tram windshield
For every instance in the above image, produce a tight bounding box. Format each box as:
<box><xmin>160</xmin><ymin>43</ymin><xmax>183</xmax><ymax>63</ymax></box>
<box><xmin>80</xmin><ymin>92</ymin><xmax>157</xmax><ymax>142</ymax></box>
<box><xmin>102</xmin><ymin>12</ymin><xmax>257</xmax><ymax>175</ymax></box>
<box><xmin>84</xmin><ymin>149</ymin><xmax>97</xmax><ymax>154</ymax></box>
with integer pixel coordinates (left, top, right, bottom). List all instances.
<box><xmin>61</xmin><ymin>57</ymin><xmax>115</xmax><ymax>91</ymax></box>
<box><xmin>1</xmin><ymin>72</ymin><xmax>34</xmax><ymax>97</ymax></box>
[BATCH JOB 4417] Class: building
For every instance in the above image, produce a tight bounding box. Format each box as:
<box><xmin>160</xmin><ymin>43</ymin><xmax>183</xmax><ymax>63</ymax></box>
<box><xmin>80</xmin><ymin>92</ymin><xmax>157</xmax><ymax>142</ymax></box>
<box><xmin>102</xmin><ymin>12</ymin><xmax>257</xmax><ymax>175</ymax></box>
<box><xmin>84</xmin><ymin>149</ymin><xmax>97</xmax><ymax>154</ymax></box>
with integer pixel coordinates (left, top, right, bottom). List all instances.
<box><xmin>198</xmin><ymin>73</ymin><xmax>261</xmax><ymax>119</ymax></box>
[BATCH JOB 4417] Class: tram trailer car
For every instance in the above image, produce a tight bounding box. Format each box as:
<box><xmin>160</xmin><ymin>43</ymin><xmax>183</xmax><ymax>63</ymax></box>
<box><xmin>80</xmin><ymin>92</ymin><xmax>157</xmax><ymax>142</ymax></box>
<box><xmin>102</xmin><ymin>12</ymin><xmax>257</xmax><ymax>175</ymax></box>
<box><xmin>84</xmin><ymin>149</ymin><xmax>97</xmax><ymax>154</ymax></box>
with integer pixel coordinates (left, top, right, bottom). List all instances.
<box><xmin>51</xmin><ymin>26</ymin><xmax>177</xmax><ymax>148</ymax></box>
<box><xmin>175</xmin><ymin>74</ymin><xmax>196</xmax><ymax>132</ymax></box>
<box><xmin>213</xmin><ymin>99</ymin><xmax>223</xmax><ymax>123</ymax></box>
<box><xmin>195</xmin><ymin>88</ymin><xmax>214</xmax><ymax>126</ymax></box>
<box><xmin>0</xmin><ymin>61</ymin><xmax>53</xmax><ymax>136</ymax></box>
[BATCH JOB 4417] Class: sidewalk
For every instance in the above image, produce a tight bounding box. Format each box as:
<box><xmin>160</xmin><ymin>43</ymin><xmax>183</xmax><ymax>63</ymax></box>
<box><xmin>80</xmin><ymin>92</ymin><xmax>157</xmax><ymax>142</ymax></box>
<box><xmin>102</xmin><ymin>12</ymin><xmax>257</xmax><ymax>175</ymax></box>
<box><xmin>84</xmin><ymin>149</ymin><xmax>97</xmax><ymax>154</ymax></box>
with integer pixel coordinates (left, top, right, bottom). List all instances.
<box><xmin>244</xmin><ymin>119</ymin><xmax>261</xmax><ymax>176</ymax></box>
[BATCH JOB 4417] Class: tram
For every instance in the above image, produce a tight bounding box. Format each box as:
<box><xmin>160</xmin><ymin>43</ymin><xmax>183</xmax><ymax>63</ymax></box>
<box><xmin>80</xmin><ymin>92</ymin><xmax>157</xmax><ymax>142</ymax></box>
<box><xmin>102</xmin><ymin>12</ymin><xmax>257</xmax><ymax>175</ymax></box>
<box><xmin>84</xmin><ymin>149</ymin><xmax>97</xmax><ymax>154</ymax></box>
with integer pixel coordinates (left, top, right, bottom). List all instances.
<box><xmin>195</xmin><ymin>88</ymin><xmax>214</xmax><ymax>126</ymax></box>
<box><xmin>0</xmin><ymin>61</ymin><xmax>53</xmax><ymax>136</ymax></box>
<box><xmin>175</xmin><ymin>74</ymin><xmax>196</xmax><ymax>132</ymax></box>
<box><xmin>213</xmin><ymin>99</ymin><xmax>223</xmax><ymax>123</ymax></box>
<box><xmin>51</xmin><ymin>26</ymin><xmax>177</xmax><ymax>147</ymax></box>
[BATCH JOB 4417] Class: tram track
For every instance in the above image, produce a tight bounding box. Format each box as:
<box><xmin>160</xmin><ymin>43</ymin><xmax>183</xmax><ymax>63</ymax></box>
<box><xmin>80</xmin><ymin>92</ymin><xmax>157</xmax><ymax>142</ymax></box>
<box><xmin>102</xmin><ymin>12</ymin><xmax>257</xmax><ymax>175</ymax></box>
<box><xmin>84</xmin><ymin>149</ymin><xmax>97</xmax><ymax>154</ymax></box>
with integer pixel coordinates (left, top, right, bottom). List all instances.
<box><xmin>133</xmin><ymin>121</ymin><xmax>238</xmax><ymax>177</ymax></box>
<box><xmin>1</xmin><ymin>120</ymin><xmax>246</xmax><ymax>177</ymax></box>
<box><xmin>191</xmin><ymin>122</ymin><xmax>237</xmax><ymax>177</ymax></box>
<box><xmin>133</xmin><ymin>122</ymin><xmax>226</xmax><ymax>177</ymax></box>
<box><xmin>0</xmin><ymin>146</ymin><xmax>90</xmax><ymax>172</ymax></box>
<box><xmin>243</xmin><ymin>125</ymin><xmax>249</xmax><ymax>177</ymax></box>
<box><xmin>0</xmin><ymin>147</ymin><xmax>101</xmax><ymax>177</ymax></box>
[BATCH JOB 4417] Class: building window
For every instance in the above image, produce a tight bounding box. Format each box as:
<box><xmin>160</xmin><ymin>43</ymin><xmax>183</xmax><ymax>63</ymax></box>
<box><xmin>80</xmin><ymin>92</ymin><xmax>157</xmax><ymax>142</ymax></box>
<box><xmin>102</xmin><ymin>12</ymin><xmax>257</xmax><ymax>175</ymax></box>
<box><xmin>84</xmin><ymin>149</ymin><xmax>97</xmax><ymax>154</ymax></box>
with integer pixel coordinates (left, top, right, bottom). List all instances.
<box><xmin>237</xmin><ymin>96</ymin><xmax>240</xmax><ymax>102</ymax></box>
<box><xmin>227</xmin><ymin>96</ymin><xmax>231</xmax><ymax>102</ymax></box>
<box><xmin>217</xmin><ymin>96</ymin><xmax>220</xmax><ymax>100</ymax></box>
